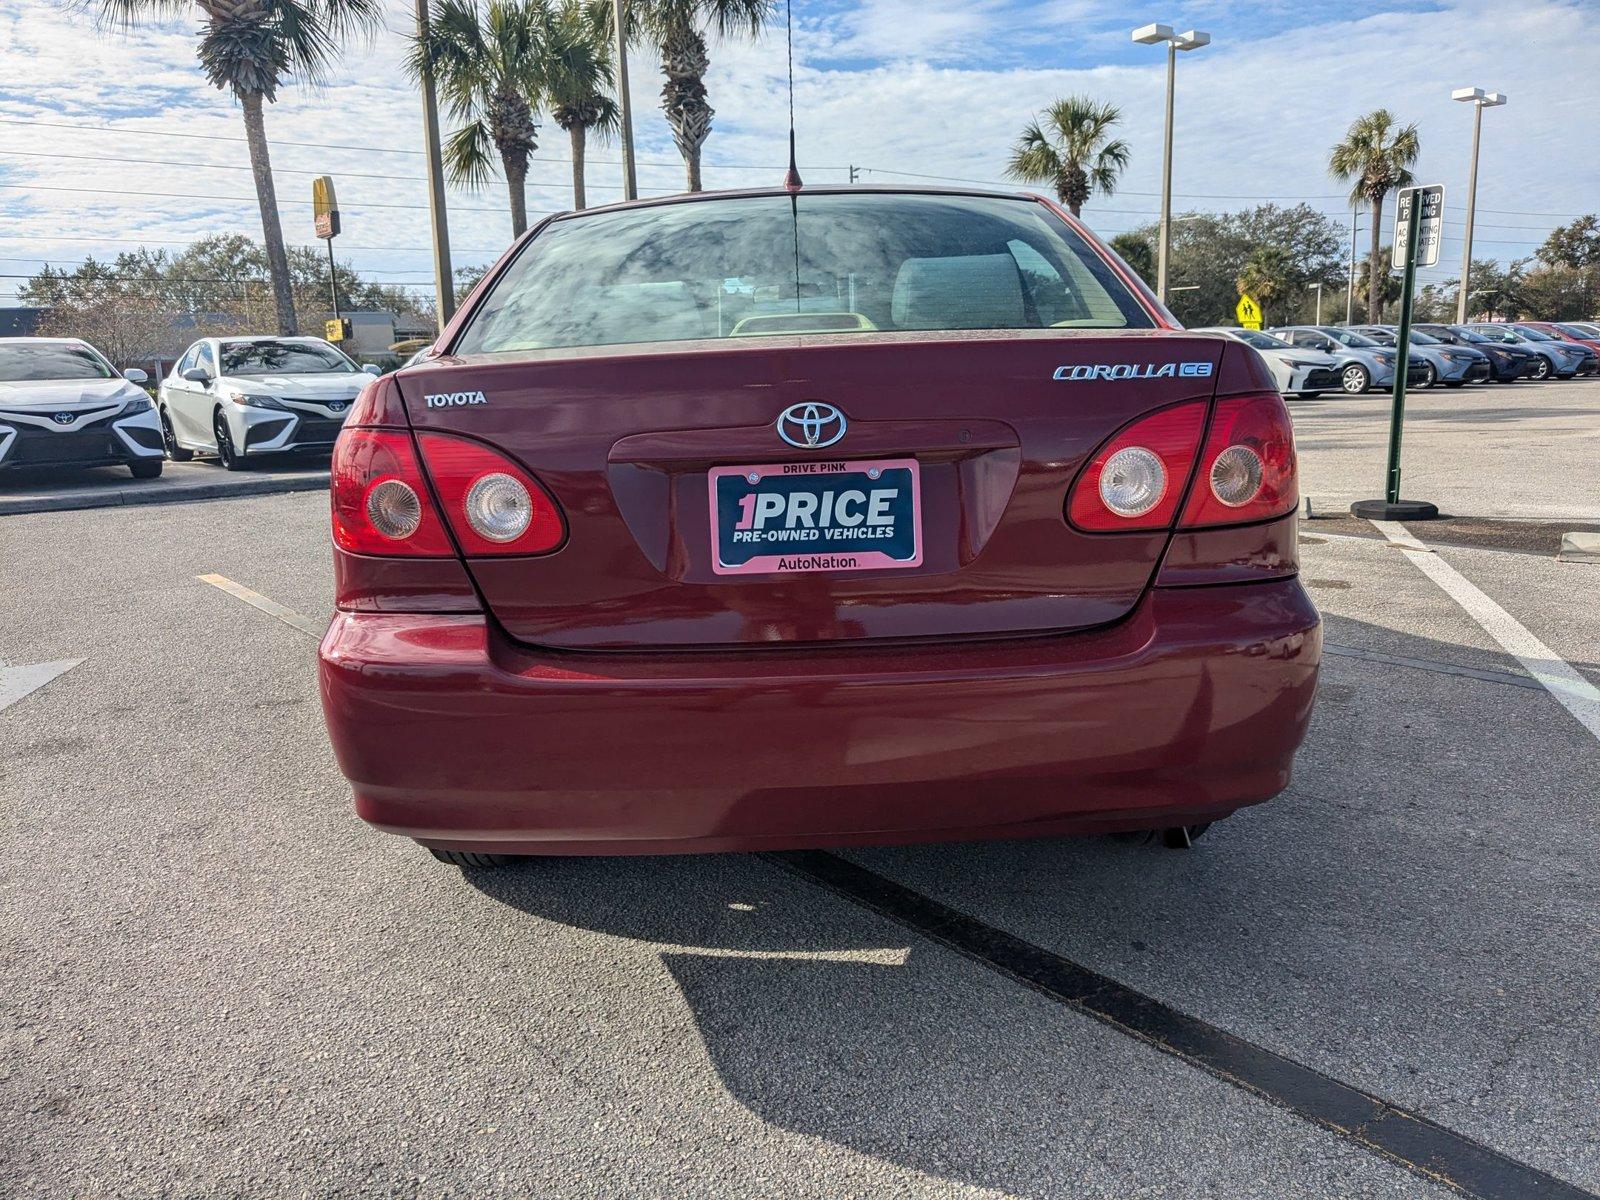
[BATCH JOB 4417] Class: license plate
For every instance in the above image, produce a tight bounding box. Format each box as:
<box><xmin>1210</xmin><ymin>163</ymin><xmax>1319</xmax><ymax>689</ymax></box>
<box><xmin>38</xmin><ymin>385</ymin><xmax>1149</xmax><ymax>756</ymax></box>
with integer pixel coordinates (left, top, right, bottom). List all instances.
<box><xmin>708</xmin><ymin>458</ymin><xmax>922</xmax><ymax>576</ymax></box>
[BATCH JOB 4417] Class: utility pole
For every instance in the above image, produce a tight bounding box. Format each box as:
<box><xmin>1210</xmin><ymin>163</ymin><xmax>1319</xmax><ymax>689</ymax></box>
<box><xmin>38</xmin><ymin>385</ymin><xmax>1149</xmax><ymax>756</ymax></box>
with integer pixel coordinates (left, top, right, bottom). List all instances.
<box><xmin>1133</xmin><ymin>23</ymin><xmax>1209</xmax><ymax>307</ymax></box>
<box><xmin>848</xmin><ymin>164</ymin><xmax>859</xmax><ymax>183</ymax></box>
<box><xmin>1313</xmin><ymin>282</ymin><xmax>1323</xmax><ymax>325</ymax></box>
<box><xmin>1346</xmin><ymin>204</ymin><xmax>1359</xmax><ymax>324</ymax></box>
<box><xmin>1451</xmin><ymin>88</ymin><xmax>1506</xmax><ymax>324</ymax></box>
<box><xmin>613</xmin><ymin>0</ymin><xmax>638</xmax><ymax>201</ymax></box>
<box><xmin>415</xmin><ymin>0</ymin><xmax>456</xmax><ymax>327</ymax></box>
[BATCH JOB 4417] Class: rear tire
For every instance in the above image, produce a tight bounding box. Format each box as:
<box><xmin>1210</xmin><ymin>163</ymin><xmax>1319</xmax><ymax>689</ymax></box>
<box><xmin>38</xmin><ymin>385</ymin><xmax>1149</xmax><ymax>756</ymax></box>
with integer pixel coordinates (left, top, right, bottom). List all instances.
<box><xmin>427</xmin><ymin>847</ymin><xmax>522</xmax><ymax>868</ymax></box>
<box><xmin>128</xmin><ymin>458</ymin><xmax>163</xmax><ymax>480</ymax></box>
<box><xmin>213</xmin><ymin>410</ymin><xmax>245</xmax><ymax>471</ymax></box>
<box><xmin>1340</xmin><ymin>363</ymin><xmax>1370</xmax><ymax>394</ymax></box>
<box><xmin>160</xmin><ymin>409</ymin><xmax>193</xmax><ymax>461</ymax></box>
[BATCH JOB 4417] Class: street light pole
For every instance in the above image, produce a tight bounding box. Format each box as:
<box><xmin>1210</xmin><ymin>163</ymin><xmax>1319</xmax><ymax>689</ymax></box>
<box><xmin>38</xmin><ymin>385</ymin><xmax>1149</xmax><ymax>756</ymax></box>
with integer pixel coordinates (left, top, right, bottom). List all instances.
<box><xmin>612</xmin><ymin>0</ymin><xmax>638</xmax><ymax>201</ymax></box>
<box><xmin>415</xmin><ymin>0</ymin><xmax>455</xmax><ymax>327</ymax></box>
<box><xmin>1133</xmin><ymin>23</ymin><xmax>1209</xmax><ymax>308</ymax></box>
<box><xmin>1452</xmin><ymin>87</ymin><xmax>1506</xmax><ymax>324</ymax></box>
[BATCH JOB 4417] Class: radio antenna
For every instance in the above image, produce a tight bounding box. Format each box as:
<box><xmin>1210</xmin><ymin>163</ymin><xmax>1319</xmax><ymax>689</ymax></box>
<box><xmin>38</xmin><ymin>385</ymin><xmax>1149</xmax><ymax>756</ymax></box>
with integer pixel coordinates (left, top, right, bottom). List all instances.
<box><xmin>782</xmin><ymin>0</ymin><xmax>802</xmax><ymax>190</ymax></box>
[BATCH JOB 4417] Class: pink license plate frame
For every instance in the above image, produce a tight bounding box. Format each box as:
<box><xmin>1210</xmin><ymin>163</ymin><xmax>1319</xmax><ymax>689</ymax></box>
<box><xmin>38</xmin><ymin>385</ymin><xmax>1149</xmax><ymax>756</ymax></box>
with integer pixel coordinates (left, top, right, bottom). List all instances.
<box><xmin>707</xmin><ymin>458</ymin><xmax>923</xmax><ymax>576</ymax></box>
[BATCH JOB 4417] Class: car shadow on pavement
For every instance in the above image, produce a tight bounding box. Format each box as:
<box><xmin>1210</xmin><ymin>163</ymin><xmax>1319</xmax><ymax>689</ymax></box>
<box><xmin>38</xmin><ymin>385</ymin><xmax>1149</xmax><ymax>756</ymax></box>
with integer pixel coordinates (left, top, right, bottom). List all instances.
<box><xmin>462</xmin><ymin>854</ymin><xmax>1288</xmax><ymax>1199</ymax></box>
<box><xmin>454</xmin><ymin>607</ymin><xmax>1600</xmax><ymax>1195</ymax></box>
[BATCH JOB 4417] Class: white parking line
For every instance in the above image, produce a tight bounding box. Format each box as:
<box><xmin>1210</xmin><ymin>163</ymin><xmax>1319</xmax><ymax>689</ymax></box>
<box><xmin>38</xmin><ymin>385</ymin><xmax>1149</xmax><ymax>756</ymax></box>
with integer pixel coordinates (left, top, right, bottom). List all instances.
<box><xmin>0</xmin><ymin>659</ymin><xmax>80</xmax><ymax>713</ymax></box>
<box><xmin>196</xmin><ymin>574</ymin><xmax>324</xmax><ymax>640</ymax></box>
<box><xmin>1372</xmin><ymin>520</ymin><xmax>1600</xmax><ymax>743</ymax></box>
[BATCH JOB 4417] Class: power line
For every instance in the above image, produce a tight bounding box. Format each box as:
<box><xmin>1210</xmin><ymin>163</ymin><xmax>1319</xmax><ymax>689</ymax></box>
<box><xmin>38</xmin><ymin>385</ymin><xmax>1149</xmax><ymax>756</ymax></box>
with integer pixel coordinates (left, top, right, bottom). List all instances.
<box><xmin>0</xmin><ymin>148</ymin><xmax>680</xmax><ymax>195</ymax></box>
<box><xmin>0</xmin><ymin>231</ymin><xmax>504</xmax><ymax>254</ymax></box>
<box><xmin>0</xmin><ymin>116</ymin><xmax>837</xmax><ymax>172</ymax></box>
<box><xmin>0</xmin><ymin>181</ymin><xmax>545</xmax><ymax>216</ymax></box>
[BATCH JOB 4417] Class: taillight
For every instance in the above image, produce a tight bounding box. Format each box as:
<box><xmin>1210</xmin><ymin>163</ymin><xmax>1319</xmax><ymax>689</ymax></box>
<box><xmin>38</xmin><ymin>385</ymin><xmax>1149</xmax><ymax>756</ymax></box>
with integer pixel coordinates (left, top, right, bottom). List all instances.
<box><xmin>1178</xmin><ymin>393</ymin><xmax>1297</xmax><ymax>528</ymax></box>
<box><xmin>331</xmin><ymin>429</ymin><xmax>454</xmax><ymax>556</ymax></box>
<box><xmin>1066</xmin><ymin>400</ymin><xmax>1207</xmax><ymax>531</ymax></box>
<box><xmin>1066</xmin><ymin>392</ymin><xmax>1297</xmax><ymax>532</ymax></box>
<box><xmin>415</xmin><ymin>433</ymin><xmax>565</xmax><ymax>556</ymax></box>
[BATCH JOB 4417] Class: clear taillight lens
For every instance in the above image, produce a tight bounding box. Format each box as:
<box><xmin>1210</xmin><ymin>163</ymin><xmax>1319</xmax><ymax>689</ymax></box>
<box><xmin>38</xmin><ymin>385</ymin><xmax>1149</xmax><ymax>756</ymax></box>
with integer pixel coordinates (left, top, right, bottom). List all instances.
<box><xmin>415</xmin><ymin>433</ymin><xmax>564</xmax><ymax>556</ymax></box>
<box><xmin>1099</xmin><ymin>447</ymin><xmax>1167</xmax><ymax>517</ymax></box>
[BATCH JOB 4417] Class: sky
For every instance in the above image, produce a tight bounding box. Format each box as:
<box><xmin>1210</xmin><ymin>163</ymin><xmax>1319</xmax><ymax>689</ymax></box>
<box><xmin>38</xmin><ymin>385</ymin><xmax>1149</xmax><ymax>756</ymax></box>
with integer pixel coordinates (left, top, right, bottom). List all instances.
<box><xmin>1</xmin><ymin>0</ymin><xmax>1596</xmax><ymax>307</ymax></box>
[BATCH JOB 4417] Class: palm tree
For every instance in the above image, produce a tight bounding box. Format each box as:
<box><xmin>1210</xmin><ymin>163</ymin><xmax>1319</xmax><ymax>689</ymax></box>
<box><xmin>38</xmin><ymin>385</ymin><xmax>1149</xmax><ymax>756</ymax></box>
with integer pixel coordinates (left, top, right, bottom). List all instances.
<box><xmin>1329</xmin><ymin>109</ymin><xmax>1420</xmax><ymax>323</ymax></box>
<box><xmin>543</xmin><ymin>1</ymin><xmax>618</xmax><ymax>209</ymax></box>
<box><xmin>1005</xmin><ymin>96</ymin><xmax>1131</xmax><ymax>218</ymax></box>
<box><xmin>410</xmin><ymin>0</ymin><xmax>548</xmax><ymax>236</ymax></box>
<box><xmin>630</xmin><ymin>0</ymin><xmax>772</xmax><ymax>193</ymax></box>
<box><xmin>96</xmin><ymin>0</ymin><xmax>381</xmax><ymax>336</ymax></box>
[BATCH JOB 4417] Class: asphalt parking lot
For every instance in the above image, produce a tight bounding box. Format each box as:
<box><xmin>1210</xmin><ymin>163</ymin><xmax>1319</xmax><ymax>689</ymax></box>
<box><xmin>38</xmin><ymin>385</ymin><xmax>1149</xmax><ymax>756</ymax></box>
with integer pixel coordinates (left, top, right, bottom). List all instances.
<box><xmin>3</xmin><ymin>379</ymin><xmax>1598</xmax><ymax>1198</ymax></box>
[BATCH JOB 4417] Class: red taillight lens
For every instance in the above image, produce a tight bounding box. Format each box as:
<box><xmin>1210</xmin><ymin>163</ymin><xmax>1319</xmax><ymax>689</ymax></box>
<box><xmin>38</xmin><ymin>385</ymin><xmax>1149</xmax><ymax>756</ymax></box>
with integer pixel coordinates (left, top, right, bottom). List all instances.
<box><xmin>1179</xmin><ymin>393</ymin><xmax>1297</xmax><ymax>528</ymax></box>
<box><xmin>331</xmin><ymin>429</ymin><xmax>454</xmax><ymax>556</ymax></box>
<box><xmin>415</xmin><ymin>433</ymin><xmax>565</xmax><ymax>556</ymax></box>
<box><xmin>1066</xmin><ymin>400</ymin><xmax>1208</xmax><ymax>531</ymax></box>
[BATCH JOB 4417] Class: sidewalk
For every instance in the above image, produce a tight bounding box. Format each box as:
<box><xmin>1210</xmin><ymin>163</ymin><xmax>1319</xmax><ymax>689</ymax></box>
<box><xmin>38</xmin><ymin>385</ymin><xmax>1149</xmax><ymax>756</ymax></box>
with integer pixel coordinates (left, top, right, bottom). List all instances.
<box><xmin>0</xmin><ymin>459</ymin><xmax>329</xmax><ymax>516</ymax></box>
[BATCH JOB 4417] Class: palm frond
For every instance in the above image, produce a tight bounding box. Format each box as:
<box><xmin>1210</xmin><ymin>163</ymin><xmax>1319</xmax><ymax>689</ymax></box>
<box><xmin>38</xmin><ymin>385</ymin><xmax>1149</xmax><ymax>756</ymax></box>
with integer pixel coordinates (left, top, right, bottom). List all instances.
<box><xmin>442</xmin><ymin>118</ymin><xmax>497</xmax><ymax>188</ymax></box>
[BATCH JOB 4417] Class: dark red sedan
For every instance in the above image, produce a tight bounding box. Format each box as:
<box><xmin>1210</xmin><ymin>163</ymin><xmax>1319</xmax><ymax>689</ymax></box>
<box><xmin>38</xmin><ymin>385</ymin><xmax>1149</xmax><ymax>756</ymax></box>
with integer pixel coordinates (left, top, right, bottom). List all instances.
<box><xmin>318</xmin><ymin>187</ymin><xmax>1320</xmax><ymax>865</ymax></box>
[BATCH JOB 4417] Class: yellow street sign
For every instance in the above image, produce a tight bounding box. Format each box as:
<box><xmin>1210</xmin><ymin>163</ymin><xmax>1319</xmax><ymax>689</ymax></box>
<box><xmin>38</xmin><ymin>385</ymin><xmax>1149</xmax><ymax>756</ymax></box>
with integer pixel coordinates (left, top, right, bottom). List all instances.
<box><xmin>313</xmin><ymin>175</ymin><xmax>341</xmax><ymax>239</ymax></box>
<box><xmin>325</xmin><ymin>317</ymin><xmax>352</xmax><ymax>343</ymax></box>
<box><xmin>1236</xmin><ymin>293</ymin><xmax>1262</xmax><ymax>330</ymax></box>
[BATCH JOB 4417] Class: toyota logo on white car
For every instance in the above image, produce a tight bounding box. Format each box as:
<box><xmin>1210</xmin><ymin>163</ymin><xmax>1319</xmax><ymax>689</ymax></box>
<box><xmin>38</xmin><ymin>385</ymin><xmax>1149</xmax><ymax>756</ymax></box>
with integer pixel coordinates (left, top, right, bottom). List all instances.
<box><xmin>776</xmin><ymin>402</ymin><xmax>846</xmax><ymax>449</ymax></box>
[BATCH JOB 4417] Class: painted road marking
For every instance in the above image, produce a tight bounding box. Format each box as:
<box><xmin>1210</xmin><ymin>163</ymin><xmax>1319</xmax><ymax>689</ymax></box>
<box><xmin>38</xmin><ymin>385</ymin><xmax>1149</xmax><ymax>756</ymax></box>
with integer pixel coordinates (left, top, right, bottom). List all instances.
<box><xmin>197</xmin><ymin>574</ymin><xmax>324</xmax><ymax>640</ymax></box>
<box><xmin>770</xmin><ymin>850</ymin><xmax>1598</xmax><ymax>1200</ymax></box>
<box><xmin>1372</xmin><ymin>521</ymin><xmax>1600</xmax><ymax>743</ymax></box>
<box><xmin>0</xmin><ymin>659</ymin><xmax>80</xmax><ymax>713</ymax></box>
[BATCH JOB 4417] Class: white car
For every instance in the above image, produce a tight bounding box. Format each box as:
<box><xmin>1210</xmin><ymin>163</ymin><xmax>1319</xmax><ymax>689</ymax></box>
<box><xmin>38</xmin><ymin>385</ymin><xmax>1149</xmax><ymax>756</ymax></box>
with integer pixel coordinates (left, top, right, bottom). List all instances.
<box><xmin>1192</xmin><ymin>327</ymin><xmax>1342</xmax><ymax>399</ymax></box>
<box><xmin>0</xmin><ymin>337</ymin><xmax>164</xmax><ymax>478</ymax></box>
<box><xmin>158</xmin><ymin>336</ymin><xmax>379</xmax><ymax>470</ymax></box>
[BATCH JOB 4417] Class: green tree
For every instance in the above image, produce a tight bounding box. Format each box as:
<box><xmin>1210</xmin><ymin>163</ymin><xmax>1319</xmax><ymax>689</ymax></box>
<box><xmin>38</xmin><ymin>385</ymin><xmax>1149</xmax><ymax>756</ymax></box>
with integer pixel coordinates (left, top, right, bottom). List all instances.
<box><xmin>410</xmin><ymin>0</ymin><xmax>549</xmax><ymax>235</ymax></box>
<box><xmin>19</xmin><ymin>239</ymin><xmax>435</xmax><ymax>364</ymax></box>
<box><xmin>625</xmin><ymin>0</ymin><xmax>772</xmax><ymax>193</ymax></box>
<box><xmin>1235</xmin><ymin>246</ymin><xmax>1296</xmax><ymax>323</ymax></box>
<box><xmin>1518</xmin><ymin>263</ymin><xmax>1599</xmax><ymax>320</ymax></box>
<box><xmin>1328</xmin><ymin>109</ymin><xmax>1420</xmax><ymax>323</ymax></box>
<box><xmin>1349</xmin><ymin>244</ymin><xmax>1401</xmax><ymax>318</ymax></box>
<box><xmin>1537</xmin><ymin>215</ymin><xmax>1600</xmax><ymax>269</ymax></box>
<box><xmin>95</xmin><ymin>0</ymin><xmax>381</xmax><ymax>337</ymax></box>
<box><xmin>1108</xmin><ymin>233</ymin><xmax>1154</xmax><ymax>285</ymax></box>
<box><xmin>1122</xmin><ymin>204</ymin><xmax>1345</xmax><ymax>326</ymax></box>
<box><xmin>1004</xmin><ymin>96</ymin><xmax>1130</xmax><ymax>218</ymax></box>
<box><xmin>543</xmin><ymin>0</ymin><xmax>618</xmax><ymax>209</ymax></box>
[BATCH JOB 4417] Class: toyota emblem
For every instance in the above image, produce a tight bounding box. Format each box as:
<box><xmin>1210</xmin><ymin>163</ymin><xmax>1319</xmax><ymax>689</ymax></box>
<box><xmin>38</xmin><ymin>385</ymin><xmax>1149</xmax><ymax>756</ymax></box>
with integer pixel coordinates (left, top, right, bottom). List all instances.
<box><xmin>52</xmin><ymin>412</ymin><xmax>75</xmax><ymax>425</ymax></box>
<box><xmin>776</xmin><ymin>402</ymin><xmax>847</xmax><ymax>450</ymax></box>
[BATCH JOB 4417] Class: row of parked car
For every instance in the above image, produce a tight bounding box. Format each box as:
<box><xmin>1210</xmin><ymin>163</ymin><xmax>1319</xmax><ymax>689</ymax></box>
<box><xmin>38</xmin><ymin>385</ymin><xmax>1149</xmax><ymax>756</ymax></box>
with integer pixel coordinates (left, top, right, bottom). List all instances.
<box><xmin>2</xmin><ymin>315</ymin><xmax>1598</xmax><ymax>481</ymax></box>
<box><xmin>1194</xmin><ymin>320</ymin><xmax>1600</xmax><ymax>399</ymax></box>
<box><xmin>0</xmin><ymin>334</ymin><xmax>379</xmax><ymax>478</ymax></box>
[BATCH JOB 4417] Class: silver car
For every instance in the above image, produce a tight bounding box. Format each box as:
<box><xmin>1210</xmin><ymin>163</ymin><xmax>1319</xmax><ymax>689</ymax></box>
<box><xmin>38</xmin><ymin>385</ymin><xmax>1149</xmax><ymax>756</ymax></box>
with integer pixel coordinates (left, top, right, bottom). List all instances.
<box><xmin>1190</xmin><ymin>327</ymin><xmax>1342</xmax><ymax>398</ymax></box>
<box><xmin>158</xmin><ymin>336</ymin><xmax>379</xmax><ymax>469</ymax></box>
<box><xmin>1268</xmin><ymin>326</ymin><xmax>1406</xmax><ymax>395</ymax></box>
<box><xmin>1350</xmin><ymin>326</ymin><xmax>1490</xmax><ymax>388</ymax></box>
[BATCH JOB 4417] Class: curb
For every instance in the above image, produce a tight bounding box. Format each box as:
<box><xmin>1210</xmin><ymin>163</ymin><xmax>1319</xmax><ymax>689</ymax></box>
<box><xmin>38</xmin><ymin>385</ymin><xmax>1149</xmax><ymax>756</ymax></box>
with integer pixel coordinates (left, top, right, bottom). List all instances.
<box><xmin>0</xmin><ymin>472</ymin><xmax>329</xmax><ymax>517</ymax></box>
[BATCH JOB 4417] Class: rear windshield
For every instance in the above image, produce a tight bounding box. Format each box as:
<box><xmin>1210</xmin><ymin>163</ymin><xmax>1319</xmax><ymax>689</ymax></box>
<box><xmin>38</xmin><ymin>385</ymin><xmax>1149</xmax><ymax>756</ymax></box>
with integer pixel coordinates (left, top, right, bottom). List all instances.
<box><xmin>0</xmin><ymin>342</ymin><xmax>114</xmax><ymax>382</ymax></box>
<box><xmin>453</xmin><ymin>192</ymin><xmax>1153</xmax><ymax>355</ymax></box>
<box><xmin>220</xmin><ymin>340</ymin><xmax>356</xmax><ymax>376</ymax></box>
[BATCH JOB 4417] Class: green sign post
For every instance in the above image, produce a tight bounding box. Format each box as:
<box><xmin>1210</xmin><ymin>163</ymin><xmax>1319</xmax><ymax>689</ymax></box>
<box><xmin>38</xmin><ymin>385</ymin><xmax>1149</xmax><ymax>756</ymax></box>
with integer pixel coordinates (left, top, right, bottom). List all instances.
<box><xmin>1352</xmin><ymin>183</ymin><xmax>1442</xmax><ymax>521</ymax></box>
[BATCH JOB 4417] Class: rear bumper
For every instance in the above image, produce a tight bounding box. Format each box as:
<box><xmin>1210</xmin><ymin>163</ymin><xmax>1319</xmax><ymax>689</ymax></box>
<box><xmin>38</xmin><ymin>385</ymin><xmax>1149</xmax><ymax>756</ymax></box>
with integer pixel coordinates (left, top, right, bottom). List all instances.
<box><xmin>319</xmin><ymin>578</ymin><xmax>1321</xmax><ymax>855</ymax></box>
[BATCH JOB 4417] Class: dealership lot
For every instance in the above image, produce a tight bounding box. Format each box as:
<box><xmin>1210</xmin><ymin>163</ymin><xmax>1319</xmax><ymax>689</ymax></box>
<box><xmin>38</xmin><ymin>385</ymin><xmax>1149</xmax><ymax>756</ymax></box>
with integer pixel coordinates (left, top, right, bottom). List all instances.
<box><xmin>3</xmin><ymin>382</ymin><xmax>1598</xmax><ymax>1198</ymax></box>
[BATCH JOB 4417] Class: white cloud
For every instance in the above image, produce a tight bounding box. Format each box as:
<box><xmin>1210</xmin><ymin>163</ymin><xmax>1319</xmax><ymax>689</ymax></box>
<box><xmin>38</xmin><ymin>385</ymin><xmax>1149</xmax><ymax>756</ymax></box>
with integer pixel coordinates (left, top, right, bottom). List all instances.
<box><xmin>1</xmin><ymin>0</ymin><xmax>1596</xmax><ymax>302</ymax></box>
